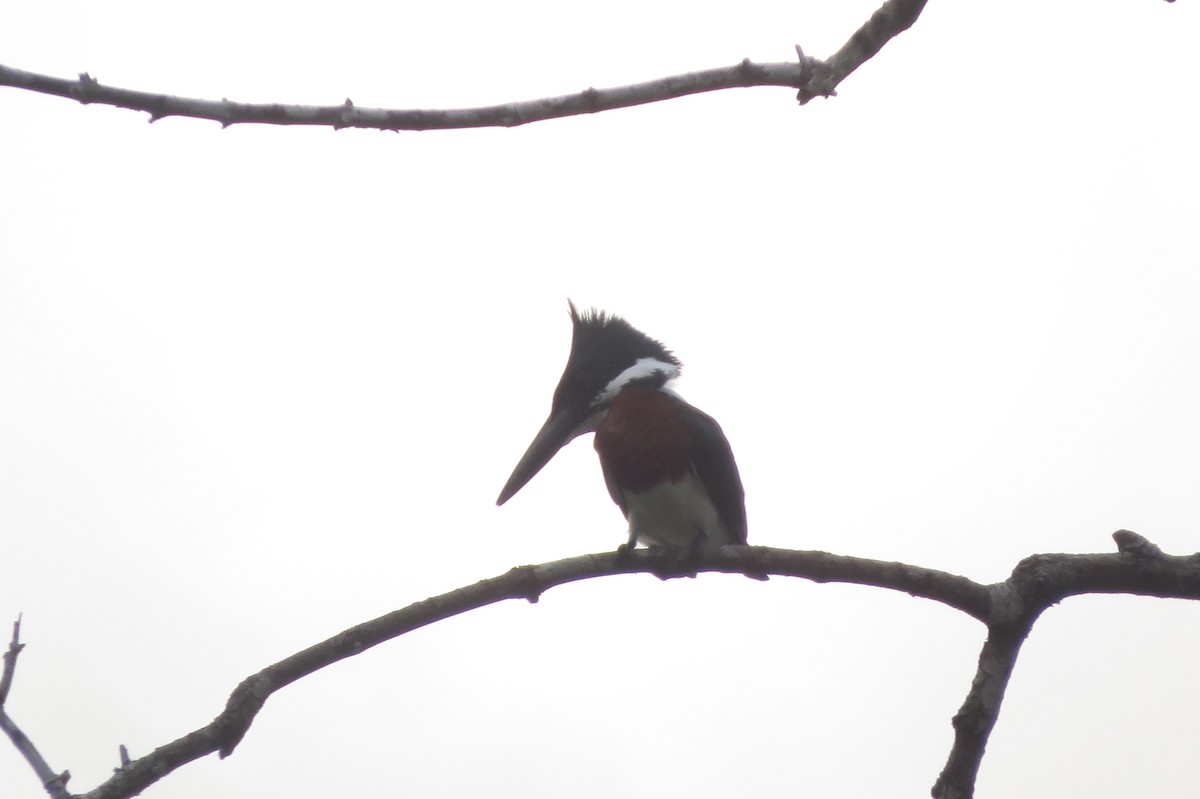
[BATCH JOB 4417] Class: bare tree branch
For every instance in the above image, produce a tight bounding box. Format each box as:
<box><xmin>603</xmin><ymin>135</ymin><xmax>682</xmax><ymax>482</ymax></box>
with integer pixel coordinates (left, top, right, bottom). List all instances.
<box><xmin>0</xmin><ymin>59</ymin><xmax>819</xmax><ymax>131</ymax></box>
<box><xmin>797</xmin><ymin>0</ymin><xmax>929</xmax><ymax>104</ymax></box>
<box><xmin>0</xmin><ymin>617</ymin><xmax>71</xmax><ymax>799</ymax></box>
<box><xmin>0</xmin><ymin>616</ymin><xmax>22</xmax><ymax>707</ymax></box>
<box><xmin>932</xmin><ymin>530</ymin><xmax>1200</xmax><ymax>799</ymax></box>
<box><xmin>0</xmin><ymin>534</ymin><xmax>1189</xmax><ymax>799</ymax></box>
<box><xmin>71</xmin><ymin>545</ymin><xmax>983</xmax><ymax>798</ymax></box>
<box><xmin>0</xmin><ymin>0</ymin><xmax>938</xmax><ymax>131</ymax></box>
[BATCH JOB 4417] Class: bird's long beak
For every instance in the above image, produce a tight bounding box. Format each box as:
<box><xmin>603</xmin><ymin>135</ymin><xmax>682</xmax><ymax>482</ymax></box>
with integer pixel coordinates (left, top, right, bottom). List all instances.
<box><xmin>496</xmin><ymin>409</ymin><xmax>582</xmax><ymax>506</ymax></box>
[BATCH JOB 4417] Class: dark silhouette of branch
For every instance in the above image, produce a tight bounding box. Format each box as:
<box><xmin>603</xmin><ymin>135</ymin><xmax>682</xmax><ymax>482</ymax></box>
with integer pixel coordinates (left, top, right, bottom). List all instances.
<box><xmin>0</xmin><ymin>617</ymin><xmax>20</xmax><ymax>707</ymax></box>
<box><xmin>796</xmin><ymin>0</ymin><xmax>928</xmax><ymax>104</ymax></box>
<box><xmin>0</xmin><ymin>0</ymin><xmax>936</xmax><ymax>130</ymax></box>
<box><xmin>0</xmin><ymin>617</ymin><xmax>71</xmax><ymax>799</ymax></box>
<box><xmin>0</xmin><ymin>60</ymin><xmax>816</xmax><ymax>130</ymax></box>
<box><xmin>3</xmin><ymin>534</ymin><xmax>1198</xmax><ymax>799</ymax></box>
<box><xmin>932</xmin><ymin>530</ymin><xmax>1200</xmax><ymax>799</ymax></box>
<box><xmin>71</xmin><ymin>545</ymin><xmax>983</xmax><ymax>799</ymax></box>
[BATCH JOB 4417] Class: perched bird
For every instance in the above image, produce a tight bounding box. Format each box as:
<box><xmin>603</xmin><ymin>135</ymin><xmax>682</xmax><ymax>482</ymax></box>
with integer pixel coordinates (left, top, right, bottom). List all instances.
<box><xmin>496</xmin><ymin>302</ymin><xmax>746</xmax><ymax>552</ymax></box>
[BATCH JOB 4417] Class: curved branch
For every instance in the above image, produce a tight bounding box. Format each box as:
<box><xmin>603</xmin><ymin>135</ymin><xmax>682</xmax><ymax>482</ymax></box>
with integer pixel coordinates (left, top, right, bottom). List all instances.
<box><xmin>76</xmin><ymin>545</ymin><xmax>984</xmax><ymax>799</ymax></box>
<box><xmin>5</xmin><ymin>533</ymin><xmax>1196</xmax><ymax>799</ymax></box>
<box><xmin>798</xmin><ymin>0</ymin><xmax>929</xmax><ymax>103</ymax></box>
<box><xmin>0</xmin><ymin>0</ymin><xmax>936</xmax><ymax>130</ymax></box>
<box><xmin>0</xmin><ymin>59</ymin><xmax>817</xmax><ymax>131</ymax></box>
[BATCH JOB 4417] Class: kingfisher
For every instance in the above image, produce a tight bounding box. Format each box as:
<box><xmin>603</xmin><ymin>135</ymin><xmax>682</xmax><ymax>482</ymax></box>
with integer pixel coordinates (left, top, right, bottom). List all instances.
<box><xmin>496</xmin><ymin>302</ymin><xmax>746</xmax><ymax>553</ymax></box>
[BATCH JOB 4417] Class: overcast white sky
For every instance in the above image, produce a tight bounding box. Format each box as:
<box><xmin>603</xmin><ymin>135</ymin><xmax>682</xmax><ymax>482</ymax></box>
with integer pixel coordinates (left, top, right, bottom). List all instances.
<box><xmin>3</xmin><ymin>1</ymin><xmax>1200</xmax><ymax>797</ymax></box>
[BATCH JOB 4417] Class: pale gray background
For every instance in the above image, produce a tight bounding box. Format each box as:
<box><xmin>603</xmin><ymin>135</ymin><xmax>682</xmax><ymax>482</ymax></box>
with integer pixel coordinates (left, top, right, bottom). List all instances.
<box><xmin>3</xmin><ymin>0</ymin><xmax>1199</xmax><ymax>796</ymax></box>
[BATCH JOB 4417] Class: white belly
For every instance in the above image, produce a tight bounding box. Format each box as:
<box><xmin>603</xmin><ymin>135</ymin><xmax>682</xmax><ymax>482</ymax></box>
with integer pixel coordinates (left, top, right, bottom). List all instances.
<box><xmin>622</xmin><ymin>469</ymin><xmax>732</xmax><ymax>549</ymax></box>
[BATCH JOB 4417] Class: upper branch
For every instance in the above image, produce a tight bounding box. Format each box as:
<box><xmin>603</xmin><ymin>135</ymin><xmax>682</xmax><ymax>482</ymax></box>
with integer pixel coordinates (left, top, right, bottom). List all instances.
<box><xmin>800</xmin><ymin>0</ymin><xmax>929</xmax><ymax>103</ymax></box>
<box><xmin>0</xmin><ymin>59</ymin><xmax>819</xmax><ymax>131</ymax></box>
<box><xmin>0</xmin><ymin>0</ymin><xmax>940</xmax><ymax>131</ymax></box>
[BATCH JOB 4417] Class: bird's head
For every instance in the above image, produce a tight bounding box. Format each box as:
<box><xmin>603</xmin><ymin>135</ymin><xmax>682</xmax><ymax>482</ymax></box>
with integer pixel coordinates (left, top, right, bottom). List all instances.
<box><xmin>496</xmin><ymin>301</ymin><xmax>681</xmax><ymax>505</ymax></box>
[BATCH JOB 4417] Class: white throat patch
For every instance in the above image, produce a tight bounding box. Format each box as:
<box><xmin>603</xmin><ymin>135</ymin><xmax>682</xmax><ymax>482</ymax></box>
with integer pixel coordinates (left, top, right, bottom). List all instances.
<box><xmin>597</xmin><ymin>357</ymin><xmax>680</xmax><ymax>405</ymax></box>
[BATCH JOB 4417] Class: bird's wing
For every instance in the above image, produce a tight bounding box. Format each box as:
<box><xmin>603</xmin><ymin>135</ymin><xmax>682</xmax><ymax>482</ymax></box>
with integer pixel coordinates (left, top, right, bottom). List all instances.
<box><xmin>684</xmin><ymin>405</ymin><xmax>748</xmax><ymax>545</ymax></box>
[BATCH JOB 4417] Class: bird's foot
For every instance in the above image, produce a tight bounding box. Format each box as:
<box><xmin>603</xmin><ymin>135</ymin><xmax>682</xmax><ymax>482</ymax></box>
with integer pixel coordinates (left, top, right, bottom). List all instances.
<box><xmin>648</xmin><ymin>544</ymin><xmax>701</xmax><ymax>581</ymax></box>
<box><xmin>614</xmin><ymin>542</ymin><xmax>635</xmax><ymax>566</ymax></box>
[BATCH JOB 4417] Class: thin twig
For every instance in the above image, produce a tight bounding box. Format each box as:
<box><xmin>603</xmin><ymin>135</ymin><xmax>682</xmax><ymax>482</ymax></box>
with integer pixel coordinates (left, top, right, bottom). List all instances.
<box><xmin>0</xmin><ymin>616</ymin><xmax>72</xmax><ymax>799</ymax></box>
<box><xmin>0</xmin><ymin>615</ymin><xmax>23</xmax><ymax>706</ymax></box>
